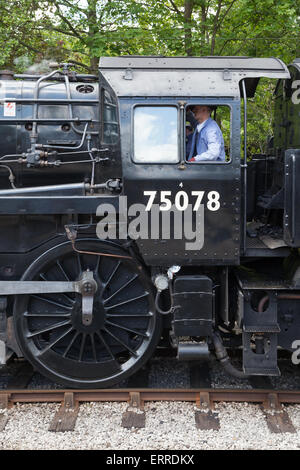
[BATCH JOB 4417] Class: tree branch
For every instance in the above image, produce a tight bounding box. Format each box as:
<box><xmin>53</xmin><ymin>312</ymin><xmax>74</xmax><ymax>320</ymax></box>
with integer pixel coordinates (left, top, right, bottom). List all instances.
<box><xmin>51</xmin><ymin>1</ymin><xmax>86</xmax><ymax>42</ymax></box>
<box><xmin>216</xmin><ymin>0</ymin><xmax>238</xmax><ymax>31</ymax></box>
<box><xmin>168</xmin><ymin>0</ymin><xmax>184</xmax><ymax>17</ymax></box>
<box><xmin>43</xmin><ymin>25</ymin><xmax>87</xmax><ymax>39</ymax></box>
<box><xmin>45</xmin><ymin>0</ymin><xmax>87</xmax><ymax>15</ymax></box>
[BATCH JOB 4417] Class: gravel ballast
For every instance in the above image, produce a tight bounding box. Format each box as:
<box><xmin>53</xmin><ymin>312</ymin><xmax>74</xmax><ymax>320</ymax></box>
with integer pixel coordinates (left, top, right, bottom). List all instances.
<box><xmin>0</xmin><ymin>401</ymin><xmax>300</xmax><ymax>450</ymax></box>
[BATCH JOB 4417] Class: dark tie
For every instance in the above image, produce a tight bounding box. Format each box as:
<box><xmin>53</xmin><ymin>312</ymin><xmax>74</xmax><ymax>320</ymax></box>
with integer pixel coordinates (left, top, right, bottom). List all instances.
<box><xmin>192</xmin><ymin>130</ymin><xmax>200</xmax><ymax>157</ymax></box>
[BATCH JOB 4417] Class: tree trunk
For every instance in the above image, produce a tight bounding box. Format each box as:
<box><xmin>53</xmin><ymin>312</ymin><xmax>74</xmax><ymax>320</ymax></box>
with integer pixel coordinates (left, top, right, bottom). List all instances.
<box><xmin>210</xmin><ymin>0</ymin><xmax>222</xmax><ymax>55</ymax></box>
<box><xmin>200</xmin><ymin>1</ymin><xmax>207</xmax><ymax>55</ymax></box>
<box><xmin>87</xmin><ymin>0</ymin><xmax>99</xmax><ymax>72</ymax></box>
<box><xmin>184</xmin><ymin>0</ymin><xmax>194</xmax><ymax>56</ymax></box>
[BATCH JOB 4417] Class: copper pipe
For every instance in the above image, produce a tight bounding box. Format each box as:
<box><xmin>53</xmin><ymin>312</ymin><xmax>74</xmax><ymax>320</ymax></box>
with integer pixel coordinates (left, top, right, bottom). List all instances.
<box><xmin>278</xmin><ymin>294</ymin><xmax>300</xmax><ymax>300</ymax></box>
<box><xmin>258</xmin><ymin>293</ymin><xmax>300</xmax><ymax>313</ymax></box>
<box><xmin>65</xmin><ymin>224</ymin><xmax>132</xmax><ymax>260</ymax></box>
<box><xmin>70</xmin><ymin>240</ymin><xmax>132</xmax><ymax>260</ymax></box>
<box><xmin>258</xmin><ymin>295</ymin><xmax>269</xmax><ymax>313</ymax></box>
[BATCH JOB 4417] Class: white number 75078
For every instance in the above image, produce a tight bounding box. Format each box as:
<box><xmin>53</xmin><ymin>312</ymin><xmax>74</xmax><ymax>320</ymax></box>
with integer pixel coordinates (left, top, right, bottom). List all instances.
<box><xmin>143</xmin><ymin>190</ymin><xmax>220</xmax><ymax>212</ymax></box>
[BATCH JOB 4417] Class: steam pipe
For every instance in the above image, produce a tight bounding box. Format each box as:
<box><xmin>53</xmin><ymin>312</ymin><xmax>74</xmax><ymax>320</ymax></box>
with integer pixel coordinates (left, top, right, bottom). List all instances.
<box><xmin>0</xmin><ymin>182</ymin><xmax>86</xmax><ymax>197</ymax></box>
<box><xmin>0</xmin><ymin>180</ymin><xmax>117</xmax><ymax>197</ymax></box>
<box><xmin>211</xmin><ymin>332</ymin><xmax>249</xmax><ymax>379</ymax></box>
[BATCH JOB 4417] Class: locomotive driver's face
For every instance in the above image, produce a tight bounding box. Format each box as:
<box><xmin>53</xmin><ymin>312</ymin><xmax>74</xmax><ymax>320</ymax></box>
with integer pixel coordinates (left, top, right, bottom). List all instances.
<box><xmin>193</xmin><ymin>105</ymin><xmax>211</xmax><ymax>123</ymax></box>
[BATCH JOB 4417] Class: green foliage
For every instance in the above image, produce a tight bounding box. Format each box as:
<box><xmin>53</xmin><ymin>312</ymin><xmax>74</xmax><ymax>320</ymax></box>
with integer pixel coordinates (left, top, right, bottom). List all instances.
<box><xmin>0</xmin><ymin>0</ymin><xmax>299</xmax><ymax>154</ymax></box>
<box><xmin>245</xmin><ymin>80</ymin><xmax>276</xmax><ymax>155</ymax></box>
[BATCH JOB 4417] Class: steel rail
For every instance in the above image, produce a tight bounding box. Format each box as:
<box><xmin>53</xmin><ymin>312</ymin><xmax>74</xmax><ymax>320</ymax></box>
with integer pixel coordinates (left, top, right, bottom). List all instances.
<box><xmin>1</xmin><ymin>388</ymin><xmax>300</xmax><ymax>408</ymax></box>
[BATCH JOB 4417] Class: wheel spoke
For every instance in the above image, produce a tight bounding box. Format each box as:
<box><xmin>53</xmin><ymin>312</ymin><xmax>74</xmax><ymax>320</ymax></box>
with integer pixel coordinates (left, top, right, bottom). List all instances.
<box><xmin>31</xmin><ymin>295</ymin><xmax>73</xmax><ymax>310</ymax></box>
<box><xmin>106</xmin><ymin>313</ymin><xmax>152</xmax><ymax>318</ymax></box>
<box><xmin>79</xmin><ymin>333</ymin><xmax>86</xmax><ymax>362</ymax></box>
<box><xmin>103</xmin><ymin>327</ymin><xmax>137</xmax><ymax>356</ymax></box>
<box><xmin>39</xmin><ymin>272</ymin><xmax>75</xmax><ymax>306</ymax></box>
<box><xmin>37</xmin><ymin>326</ymin><xmax>74</xmax><ymax>355</ymax></box>
<box><xmin>62</xmin><ymin>330</ymin><xmax>79</xmax><ymax>358</ymax></box>
<box><xmin>104</xmin><ymin>292</ymin><xmax>149</xmax><ymax>311</ymax></box>
<box><xmin>90</xmin><ymin>333</ymin><xmax>97</xmax><ymax>362</ymax></box>
<box><xmin>95</xmin><ymin>331</ymin><xmax>114</xmax><ymax>359</ymax></box>
<box><xmin>56</xmin><ymin>260</ymin><xmax>70</xmax><ymax>281</ymax></box>
<box><xmin>104</xmin><ymin>261</ymin><xmax>121</xmax><ymax>287</ymax></box>
<box><xmin>24</xmin><ymin>311</ymin><xmax>71</xmax><ymax>318</ymax></box>
<box><xmin>95</xmin><ymin>255</ymin><xmax>101</xmax><ymax>275</ymax></box>
<box><xmin>27</xmin><ymin>319</ymin><xmax>72</xmax><ymax>339</ymax></box>
<box><xmin>105</xmin><ymin>320</ymin><xmax>148</xmax><ymax>338</ymax></box>
<box><xmin>103</xmin><ymin>274</ymin><xmax>138</xmax><ymax>305</ymax></box>
<box><xmin>76</xmin><ymin>253</ymin><xmax>82</xmax><ymax>274</ymax></box>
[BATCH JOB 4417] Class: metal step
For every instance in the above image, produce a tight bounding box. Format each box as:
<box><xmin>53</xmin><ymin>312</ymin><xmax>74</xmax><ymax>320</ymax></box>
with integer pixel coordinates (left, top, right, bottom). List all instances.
<box><xmin>244</xmin><ymin>366</ymin><xmax>280</xmax><ymax>376</ymax></box>
<box><xmin>243</xmin><ymin>325</ymin><xmax>280</xmax><ymax>333</ymax></box>
<box><xmin>243</xmin><ymin>332</ymin><xmax>280</xmax><ymax>376</ymax></box>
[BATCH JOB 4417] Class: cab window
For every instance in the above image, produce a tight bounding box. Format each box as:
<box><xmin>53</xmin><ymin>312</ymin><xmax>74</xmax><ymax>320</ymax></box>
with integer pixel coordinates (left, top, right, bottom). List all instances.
<box><xmin>133</xmin><ymin>106</ymin><xmax>179</xmax><ymax>163</ymax></box>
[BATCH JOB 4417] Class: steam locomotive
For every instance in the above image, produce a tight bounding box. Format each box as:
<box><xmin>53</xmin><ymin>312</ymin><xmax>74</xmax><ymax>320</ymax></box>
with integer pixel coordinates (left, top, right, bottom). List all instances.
<box><xmin>0</xmin><ymin>56</ymin><xmax>299</xmax><ymax>388</ymax></box>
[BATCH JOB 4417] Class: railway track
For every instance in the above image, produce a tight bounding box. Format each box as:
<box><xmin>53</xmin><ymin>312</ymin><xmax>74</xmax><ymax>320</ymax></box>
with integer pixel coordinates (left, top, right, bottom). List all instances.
<box><xmin>0</xmin><ymin>355</ymin><xmax>299</xmax><ymax>434</ymax></box>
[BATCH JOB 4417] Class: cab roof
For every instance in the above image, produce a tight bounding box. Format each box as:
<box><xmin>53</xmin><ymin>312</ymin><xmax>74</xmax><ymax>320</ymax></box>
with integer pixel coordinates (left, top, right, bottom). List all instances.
<box><xmin>99</xmin><ymin>56</ymin><xmax>290</xmax><ymax>98</ymax></box>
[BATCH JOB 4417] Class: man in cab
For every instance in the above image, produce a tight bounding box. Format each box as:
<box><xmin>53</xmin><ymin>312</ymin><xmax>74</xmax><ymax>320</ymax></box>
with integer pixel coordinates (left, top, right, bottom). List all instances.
<box><xmin>187</xmin><ymin>105</ymin><xmax>225</xmax><ymax>162</ymax></box>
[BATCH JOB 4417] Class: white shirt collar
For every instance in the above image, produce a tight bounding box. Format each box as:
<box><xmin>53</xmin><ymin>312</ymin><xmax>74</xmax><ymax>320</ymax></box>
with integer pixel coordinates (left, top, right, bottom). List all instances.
<box><xmin>196</xmin><ymin>118</ymin><xmax>209</xmax><ymax>133</ymax></box>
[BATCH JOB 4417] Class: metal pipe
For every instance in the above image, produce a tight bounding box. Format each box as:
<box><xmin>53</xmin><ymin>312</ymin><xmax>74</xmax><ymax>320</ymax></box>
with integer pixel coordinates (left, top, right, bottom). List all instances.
<box><xmin>0</xmin><ymin>154</ymin><xmax>23</xmax><ymax>162</ymax></box>
<box><xmin>14</xmin><ymin>74</ymin><xmax>97</xmax><ymax>80</ymax></box>
<box><xmin>87</xmin><ymin>136</ymin><xmax>95</xmax><ymax>190</ymax></box>
<box><xmin>64</xmin><ymin>74</ymin><xmax>98</xmax><ymax>136</ymax></box>
<box><xmin>2</xmin><ymin>98</ymin><xmax>98</xmax><ymax>104</ymax></box>
<box><xmin>0</xmin><ymin>165</ymin><xmax>16</xmax><ymax>188</ymax></box>
<box><xmin>31</xmin><ymin>69</ymin><xmax>62</xmax><ymax>139</ymax></box>
<box><xmin>241</xmin><ymin>80</ymin><xmax>248</xmax><ymax>255</ymax></box>
<box><xmin>0</xmin><ymin>119</ymin><xmax>98</xmax><ymax>124</ymax></box>
<box><xmin>258</xmin><ymin>295</ymin><xmax>269</xmax><ymax>313</ymax></box>
<box><xmin>278</xmin><ymin>294</ymin><xmax>300</xmax><ymax>300</ymax></box>
<box><xmin>212</xmin><ymin>332</ymin><xmax>249</xmax><ymax>379</ymax></box>
<box><xmin>0</xmin><ymin>179</ymin><xmax>117</xmax><ymax>197</ymax></box>
<box><xmin>0</xmin><ymin>182</ymin><xmax>86</xmax><ymax>197</ymax></box>
<box><xmin>36</xmin><ymin>123</ymin><xmax>88</xmax><ymax>150</ymax></box>
<box><xmin>52</xmin><ymin>158</ymin><xmax>99</xmax><ymax>166</ymax></box>
<box><xmin>258</xmin><ymin>293</ymin><xmax>300</xmax><ymax>313</ymax></box>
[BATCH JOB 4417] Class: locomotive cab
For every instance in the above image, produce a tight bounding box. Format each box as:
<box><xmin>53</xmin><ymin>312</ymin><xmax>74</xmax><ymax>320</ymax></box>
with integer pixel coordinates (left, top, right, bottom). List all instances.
<box><xmin>99</xmin><ymin>56</ymin><xmax>290</xmax><ymax>266</ymax></box>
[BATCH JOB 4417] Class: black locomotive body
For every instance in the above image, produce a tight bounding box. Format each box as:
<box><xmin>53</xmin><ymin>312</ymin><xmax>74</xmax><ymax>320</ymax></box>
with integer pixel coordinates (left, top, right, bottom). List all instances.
<box><xmin>0</xmin><ymin>57</ymin><xmax>299</xmax><ymax>388</ymax></box>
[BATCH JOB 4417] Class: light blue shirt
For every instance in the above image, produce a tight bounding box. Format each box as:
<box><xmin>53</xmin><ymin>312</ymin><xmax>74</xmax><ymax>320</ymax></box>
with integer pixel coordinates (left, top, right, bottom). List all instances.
<box><xmin>188</xmin><ymin>118</ymin><xmax>225</xmax><ymax>162</ymax></box>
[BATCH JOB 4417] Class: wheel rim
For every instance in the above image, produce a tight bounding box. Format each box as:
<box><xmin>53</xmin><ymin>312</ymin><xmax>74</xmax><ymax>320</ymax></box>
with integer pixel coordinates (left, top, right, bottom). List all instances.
<box><xmin>14</xmin><ymin>240</ymin><xmax>161</xmax><ymax>388</ymax></box>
